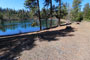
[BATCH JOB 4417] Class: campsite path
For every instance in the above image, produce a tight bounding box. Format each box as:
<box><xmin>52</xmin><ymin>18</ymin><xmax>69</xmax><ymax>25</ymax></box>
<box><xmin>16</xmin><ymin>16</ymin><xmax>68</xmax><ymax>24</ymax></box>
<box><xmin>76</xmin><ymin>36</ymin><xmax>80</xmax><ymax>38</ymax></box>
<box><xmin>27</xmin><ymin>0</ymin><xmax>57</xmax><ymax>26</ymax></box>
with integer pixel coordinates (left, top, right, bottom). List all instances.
<box><xmin>19</xmin><ymin>21</ymin><xmax>90</xmax><ymax>60</ymax></box>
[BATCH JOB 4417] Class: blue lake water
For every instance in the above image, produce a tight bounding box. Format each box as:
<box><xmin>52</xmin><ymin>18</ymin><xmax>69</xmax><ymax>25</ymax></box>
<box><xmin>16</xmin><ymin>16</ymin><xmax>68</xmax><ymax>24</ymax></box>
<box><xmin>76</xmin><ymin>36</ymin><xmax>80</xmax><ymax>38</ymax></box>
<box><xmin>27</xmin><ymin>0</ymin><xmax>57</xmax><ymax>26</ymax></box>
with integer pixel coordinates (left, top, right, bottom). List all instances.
<box><xmin>0</xmin><ymin>20</ymin><xmax>57</xmax><ymax>36</ymax></box>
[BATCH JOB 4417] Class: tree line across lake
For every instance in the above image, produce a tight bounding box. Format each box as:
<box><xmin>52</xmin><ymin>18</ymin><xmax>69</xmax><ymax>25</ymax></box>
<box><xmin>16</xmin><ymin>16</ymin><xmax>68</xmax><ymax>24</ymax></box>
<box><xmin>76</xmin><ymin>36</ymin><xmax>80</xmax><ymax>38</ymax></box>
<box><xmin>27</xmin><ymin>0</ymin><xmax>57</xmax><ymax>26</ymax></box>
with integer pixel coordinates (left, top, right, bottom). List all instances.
<box><xmin>0</xmin><ymin>0</ymin><xmax>90</xmax><ymax>30</ymax></box>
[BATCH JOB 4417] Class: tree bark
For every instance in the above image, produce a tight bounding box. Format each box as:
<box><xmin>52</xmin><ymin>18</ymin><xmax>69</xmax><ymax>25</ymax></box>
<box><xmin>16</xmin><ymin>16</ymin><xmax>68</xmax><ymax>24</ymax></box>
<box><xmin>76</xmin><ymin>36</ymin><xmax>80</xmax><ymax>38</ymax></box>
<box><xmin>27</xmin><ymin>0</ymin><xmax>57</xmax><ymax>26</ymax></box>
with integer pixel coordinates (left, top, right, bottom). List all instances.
<box><xmin>46</xmin><ymin>18</ymin><xmax>48</xmax><ymax>28</ymax></box>
<box><xmin>37</xmin><ymin>0</ymin><xmax>42</xmax><ymax>30</ymax></box>
<box><xmin>58</xmin><ymin>0</ymin><xmax>61</xmax><ymax>26</ymax></box>
<box><xmin>50</xmin><ymin>0</ymin><xmax>53</xmax><ymax>28</ymax></box>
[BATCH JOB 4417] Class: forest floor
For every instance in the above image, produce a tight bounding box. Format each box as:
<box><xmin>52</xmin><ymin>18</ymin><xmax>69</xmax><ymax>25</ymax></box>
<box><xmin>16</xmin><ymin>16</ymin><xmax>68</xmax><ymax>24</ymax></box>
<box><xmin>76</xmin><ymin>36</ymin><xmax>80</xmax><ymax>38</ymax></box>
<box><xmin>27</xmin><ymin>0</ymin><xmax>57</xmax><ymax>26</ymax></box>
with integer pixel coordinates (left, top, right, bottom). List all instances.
<box><xmin>19</xmin><ymin>21</ymin><xmax>90</xmax><ymax>60</ymax></box>
<box><xmin>0</xmin><ymin>21</ymin><xmax>90</xmax><ymax>60</ymax></box>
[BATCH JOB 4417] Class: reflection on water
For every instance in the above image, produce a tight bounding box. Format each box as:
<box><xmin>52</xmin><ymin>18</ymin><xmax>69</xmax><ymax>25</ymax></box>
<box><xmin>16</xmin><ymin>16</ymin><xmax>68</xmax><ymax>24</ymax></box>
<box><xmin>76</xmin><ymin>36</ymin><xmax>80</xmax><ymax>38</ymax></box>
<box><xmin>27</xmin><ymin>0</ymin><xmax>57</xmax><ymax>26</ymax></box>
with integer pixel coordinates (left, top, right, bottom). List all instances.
<box><xmin>0</xmin><ymin>19</ymin><xmax>58</xmax><ymax>36</ymax></box>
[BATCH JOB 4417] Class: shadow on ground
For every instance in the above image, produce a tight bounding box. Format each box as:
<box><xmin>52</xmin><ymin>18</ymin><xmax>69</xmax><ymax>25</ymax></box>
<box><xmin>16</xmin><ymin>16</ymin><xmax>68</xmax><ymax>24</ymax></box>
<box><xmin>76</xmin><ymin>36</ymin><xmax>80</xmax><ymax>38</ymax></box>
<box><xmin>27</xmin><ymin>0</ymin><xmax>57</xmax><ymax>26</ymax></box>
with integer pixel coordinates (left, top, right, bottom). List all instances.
<box><xmin>0</xmin><ymin>26</ymin><xmax>75</xmax><ymax>60</ymax></box>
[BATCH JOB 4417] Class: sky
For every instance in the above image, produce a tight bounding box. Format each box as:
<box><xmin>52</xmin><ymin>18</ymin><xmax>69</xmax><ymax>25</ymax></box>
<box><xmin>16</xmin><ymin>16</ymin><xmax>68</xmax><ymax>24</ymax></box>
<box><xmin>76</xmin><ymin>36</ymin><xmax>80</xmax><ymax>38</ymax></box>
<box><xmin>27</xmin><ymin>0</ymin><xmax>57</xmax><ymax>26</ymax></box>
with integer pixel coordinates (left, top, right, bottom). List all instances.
<box><xmin>0</xmin><ymin>0</ymin><xmax>90</xmax><ymax>11</ymax></box>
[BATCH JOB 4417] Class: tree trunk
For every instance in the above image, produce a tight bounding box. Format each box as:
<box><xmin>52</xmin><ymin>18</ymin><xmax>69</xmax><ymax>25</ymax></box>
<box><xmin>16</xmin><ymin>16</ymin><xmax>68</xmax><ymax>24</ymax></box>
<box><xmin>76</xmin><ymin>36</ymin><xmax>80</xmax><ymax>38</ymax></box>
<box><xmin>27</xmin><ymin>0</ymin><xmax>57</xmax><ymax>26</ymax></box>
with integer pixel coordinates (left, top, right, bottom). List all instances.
<box><xmin>58</xmin><ymin>0</ymin><xmax>61</xmax><ymax>26</ymax></box>
<box><xmin>37</xmin><ymin>0</ymin><xmax>42</xmax><ymax>30</ymax></box>
<box><xmin>58</xmin><ymin>17</ymin><xmax>60</xmax><ymax>26</ymax></box>
<box><xmin>46</xmin><ymin>18</ymin><xmax>48</xmax><ymax>28</ymax></box>
<box><xmin>45</xmin><ymin>8</ymin><xmax>48</xmax><ymax>28</ymax></box>
<box><xmin>50</xmin><ymin>0</ymin><xmax>53</xmax><ymax>28</ymax></box>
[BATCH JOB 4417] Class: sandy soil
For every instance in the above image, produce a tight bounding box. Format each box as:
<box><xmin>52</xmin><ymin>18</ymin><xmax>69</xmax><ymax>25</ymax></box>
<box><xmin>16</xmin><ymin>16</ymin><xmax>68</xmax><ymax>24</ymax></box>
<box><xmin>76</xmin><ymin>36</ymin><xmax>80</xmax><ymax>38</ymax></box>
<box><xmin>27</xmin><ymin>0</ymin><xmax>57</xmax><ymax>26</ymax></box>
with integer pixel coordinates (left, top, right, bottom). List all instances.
<box><xmin>18</xmin><ymin>21</ymin><xmax>90</xmax><ymax>60</ymax></box>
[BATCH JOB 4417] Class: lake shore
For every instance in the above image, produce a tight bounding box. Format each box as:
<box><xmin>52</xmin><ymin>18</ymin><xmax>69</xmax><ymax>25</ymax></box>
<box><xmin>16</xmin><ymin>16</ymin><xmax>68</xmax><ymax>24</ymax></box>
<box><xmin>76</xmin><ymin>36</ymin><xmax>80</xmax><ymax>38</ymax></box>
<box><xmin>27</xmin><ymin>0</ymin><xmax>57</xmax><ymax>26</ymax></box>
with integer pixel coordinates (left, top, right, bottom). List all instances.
<box><xmin>19</xmin><ymin>21</ymin><xmax>90</xmax><ymax>60</ymax></box>
<box><xmin>0</xmin><ymin>21</ymin><xmax>90</xmax><ymax>60</ymax></box>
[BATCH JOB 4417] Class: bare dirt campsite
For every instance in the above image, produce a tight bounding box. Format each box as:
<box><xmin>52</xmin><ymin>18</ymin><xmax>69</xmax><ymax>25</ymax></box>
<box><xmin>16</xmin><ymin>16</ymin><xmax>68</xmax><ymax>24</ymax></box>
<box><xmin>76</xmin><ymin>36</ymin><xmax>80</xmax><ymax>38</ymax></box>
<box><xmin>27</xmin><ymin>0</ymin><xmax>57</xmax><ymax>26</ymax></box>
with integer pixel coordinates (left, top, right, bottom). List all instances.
<box><xmin>0</xmin><ymin>21</ymin><xmax>90</xmax><ymax>60</ymax></box>
<box><xmin>0</xmin><ymin>0</ymin><xmax>90</xmax><ymax>60</ymax></box>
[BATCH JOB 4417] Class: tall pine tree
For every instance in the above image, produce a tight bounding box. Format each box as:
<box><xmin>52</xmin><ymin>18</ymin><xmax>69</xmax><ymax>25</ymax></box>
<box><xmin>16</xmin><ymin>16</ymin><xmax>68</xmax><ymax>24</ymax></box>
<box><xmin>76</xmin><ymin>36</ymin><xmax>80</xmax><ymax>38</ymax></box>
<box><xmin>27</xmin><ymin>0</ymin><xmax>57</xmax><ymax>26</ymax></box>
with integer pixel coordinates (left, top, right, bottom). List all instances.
<box><xmin>83</xmin><ymin>3</ymin><xmax>90</xmax><ymax>20</ymax></box>
<box><xmin>71</xmin><ymin>0</ymin><xmax>82</xmax><ymax>22</ymax></box>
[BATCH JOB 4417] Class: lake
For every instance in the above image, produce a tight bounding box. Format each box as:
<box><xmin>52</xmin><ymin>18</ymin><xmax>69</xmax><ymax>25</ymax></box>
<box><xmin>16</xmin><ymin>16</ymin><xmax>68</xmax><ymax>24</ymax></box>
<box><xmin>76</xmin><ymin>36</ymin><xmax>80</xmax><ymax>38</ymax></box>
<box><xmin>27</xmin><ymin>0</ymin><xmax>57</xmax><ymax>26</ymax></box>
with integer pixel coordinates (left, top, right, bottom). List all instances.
<box><xmin>0</xmin><ymin>19</ymin><xmax>58</xmax><ymax>36</ymax></box>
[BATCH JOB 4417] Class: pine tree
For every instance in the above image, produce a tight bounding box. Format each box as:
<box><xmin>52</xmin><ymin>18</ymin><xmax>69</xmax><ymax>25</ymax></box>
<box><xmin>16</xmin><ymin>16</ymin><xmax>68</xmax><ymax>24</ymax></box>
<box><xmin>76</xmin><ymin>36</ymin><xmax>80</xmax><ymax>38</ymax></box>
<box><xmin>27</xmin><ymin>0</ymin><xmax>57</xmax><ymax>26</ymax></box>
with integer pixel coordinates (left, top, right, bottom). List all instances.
<box><xmin>71</xmin><ymin>0</ymin><xmax>82</xmax><ymax>22</ymax></box>
<box><xmin>25</xmin><ymin>0</ymin><xmax>42</xmax><ymax>30</ymax></box>
<box><xmin>83</xmin><ymin>3</ymin><xmax>90</xmax><ymax>20</ymax></box>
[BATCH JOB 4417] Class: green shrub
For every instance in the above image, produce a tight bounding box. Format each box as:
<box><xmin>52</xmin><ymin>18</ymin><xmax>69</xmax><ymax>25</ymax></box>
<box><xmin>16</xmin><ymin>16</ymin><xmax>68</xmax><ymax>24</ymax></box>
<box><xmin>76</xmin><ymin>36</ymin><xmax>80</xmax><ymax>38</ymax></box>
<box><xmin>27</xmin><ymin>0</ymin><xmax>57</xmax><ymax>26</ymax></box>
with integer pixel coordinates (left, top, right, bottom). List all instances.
<box><xmin>0</xmin><ymin>13</ymin><xmax>3</xmax><ymax>20</ymax></box>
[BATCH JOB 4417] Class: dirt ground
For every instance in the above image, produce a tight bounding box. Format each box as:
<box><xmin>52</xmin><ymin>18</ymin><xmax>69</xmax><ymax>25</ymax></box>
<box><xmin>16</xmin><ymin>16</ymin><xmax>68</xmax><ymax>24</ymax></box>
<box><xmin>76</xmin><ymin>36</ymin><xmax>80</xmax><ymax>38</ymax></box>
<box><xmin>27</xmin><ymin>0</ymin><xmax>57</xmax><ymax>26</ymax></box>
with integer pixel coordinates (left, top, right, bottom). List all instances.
<box><xmin>18</xmin><ymin>21</ymin><xmax>90</xmax><ymax>60</ymax></box>
<box><xmin>0</xmin><ymin>21</ymin><xmax>90</xmax><ymax>60</ymax></box>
